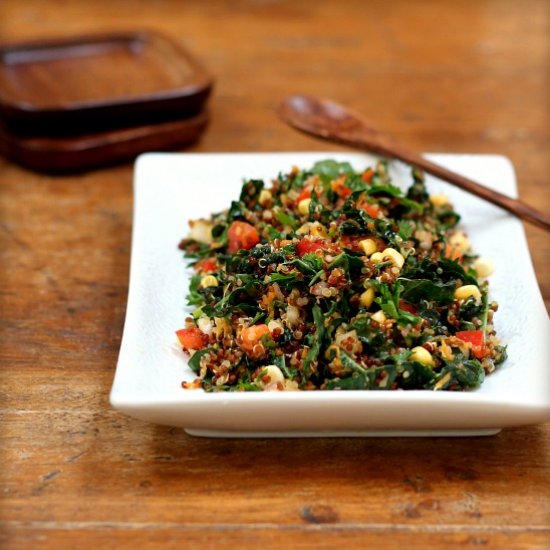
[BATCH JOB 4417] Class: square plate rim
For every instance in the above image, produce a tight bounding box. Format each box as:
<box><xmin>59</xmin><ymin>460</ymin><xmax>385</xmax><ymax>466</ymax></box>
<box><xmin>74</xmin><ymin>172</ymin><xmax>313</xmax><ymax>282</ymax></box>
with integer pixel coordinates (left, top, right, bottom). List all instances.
<box><xmin>110</xmin><ymin>151</ymin><xmax>550</xmax><ymax>434</ymax></box>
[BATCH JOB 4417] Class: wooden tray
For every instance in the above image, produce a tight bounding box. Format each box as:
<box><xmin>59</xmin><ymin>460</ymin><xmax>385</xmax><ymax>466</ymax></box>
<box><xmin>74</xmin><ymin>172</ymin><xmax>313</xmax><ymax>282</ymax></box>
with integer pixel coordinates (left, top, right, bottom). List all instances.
<box><xmin>0</xmin><ymin>31</ymin><xmax>213</xmax><ymax>135</ymax></box>
<box><xmin>0</xmin><ymin>110</ymin><xmax>209</xmax><ymax>173</ymax></box>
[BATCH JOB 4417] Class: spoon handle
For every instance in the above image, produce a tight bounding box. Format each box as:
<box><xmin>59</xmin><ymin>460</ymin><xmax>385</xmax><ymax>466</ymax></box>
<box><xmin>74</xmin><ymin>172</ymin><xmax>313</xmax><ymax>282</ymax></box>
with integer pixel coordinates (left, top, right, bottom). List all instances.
<box><xmin>308</xmin><ymin>123</ymin><xmax>550</xmax><ymax>232</ymax></box>
<box><xmin>391</xmin><ymin>146</ymin><xmax>550</xmax><ymax>232</ymax></box>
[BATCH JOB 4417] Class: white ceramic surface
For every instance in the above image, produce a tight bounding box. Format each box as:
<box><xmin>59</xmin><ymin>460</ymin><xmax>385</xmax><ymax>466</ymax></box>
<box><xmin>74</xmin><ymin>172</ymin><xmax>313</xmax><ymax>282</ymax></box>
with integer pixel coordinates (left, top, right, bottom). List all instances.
<box><xmin>110</xmin><ymin>152</ymin><xmax>550</xmax><ymax>437</ymax></box>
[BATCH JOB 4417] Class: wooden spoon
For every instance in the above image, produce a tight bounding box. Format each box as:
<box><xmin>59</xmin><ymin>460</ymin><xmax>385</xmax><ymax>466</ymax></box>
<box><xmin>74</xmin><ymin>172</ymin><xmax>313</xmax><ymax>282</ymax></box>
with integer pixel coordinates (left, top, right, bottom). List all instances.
<box><xmin>277</xmin><ymin>95</ymin><xmax>550</xmax><ymax>232</ymax></box>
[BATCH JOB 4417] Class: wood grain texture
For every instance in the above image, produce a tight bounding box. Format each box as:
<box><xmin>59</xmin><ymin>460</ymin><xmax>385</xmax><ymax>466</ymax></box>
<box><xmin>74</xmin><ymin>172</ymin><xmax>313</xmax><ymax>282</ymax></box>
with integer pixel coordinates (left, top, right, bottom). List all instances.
<box><xmin>0</xmin><ymin>0</ymin><xmax>549</xmax><ymax>548</ymax></box>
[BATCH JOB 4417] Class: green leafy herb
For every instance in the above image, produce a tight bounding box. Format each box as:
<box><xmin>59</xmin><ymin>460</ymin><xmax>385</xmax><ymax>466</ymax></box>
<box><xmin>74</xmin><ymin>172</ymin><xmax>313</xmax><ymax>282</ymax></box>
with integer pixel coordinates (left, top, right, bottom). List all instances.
<box><xmin>312</xmin><ymin>159</ymin><xmax>354</xmax><ymax>184</ymax></box>
<box><xmin>275</xmin><ymin>209</ymin><xmax>299</xmax><ymax>230</ymax></box>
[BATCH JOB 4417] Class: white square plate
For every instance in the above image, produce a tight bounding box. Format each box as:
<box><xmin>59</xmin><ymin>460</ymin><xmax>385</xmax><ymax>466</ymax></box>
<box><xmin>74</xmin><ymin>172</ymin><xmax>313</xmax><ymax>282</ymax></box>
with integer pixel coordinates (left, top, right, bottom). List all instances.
<box><xmin>110</xmin><ymin>152</ymin><xmax>550</xmax><ymax>437</ymax></box>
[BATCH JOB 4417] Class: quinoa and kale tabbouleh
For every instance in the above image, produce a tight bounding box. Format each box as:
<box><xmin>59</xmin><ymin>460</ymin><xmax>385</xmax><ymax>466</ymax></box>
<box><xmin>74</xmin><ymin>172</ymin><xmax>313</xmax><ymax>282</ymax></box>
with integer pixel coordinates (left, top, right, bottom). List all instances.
<box><xmin>176</xmin><ymin>160</ymin><xmax>507</xmax><ymax>392</ymax></box>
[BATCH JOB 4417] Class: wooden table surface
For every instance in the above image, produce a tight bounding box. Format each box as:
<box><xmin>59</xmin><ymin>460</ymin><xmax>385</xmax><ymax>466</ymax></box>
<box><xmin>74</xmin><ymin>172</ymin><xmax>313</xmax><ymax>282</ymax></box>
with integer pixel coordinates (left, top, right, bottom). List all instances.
<box><xmin>1</xmin><ymin>1</ymin><xmax>549</xmax><ymax>548</ymax></box>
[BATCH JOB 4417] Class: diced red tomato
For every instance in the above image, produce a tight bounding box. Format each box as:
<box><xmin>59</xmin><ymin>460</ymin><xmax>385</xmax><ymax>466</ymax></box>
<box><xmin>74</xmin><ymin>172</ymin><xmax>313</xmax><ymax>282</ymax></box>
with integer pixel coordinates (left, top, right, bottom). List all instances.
<box><xmin>239</xmin><ymin>324</ymin><xmax>271</xmax><ymax>356</ymax></box>
<box><xmin>455</xmin><ymin>330</ymin><xmax>483</xmax><ymax>346</ymax></box>
<box><xmin>364</xmin><ymin>203</ymin><xmax>380</xmax><ymax>218</ymax></box>
<box><xmin>357</xmin><ymin>196</ymin><xmax>381</xmax><ymax>218</ymax></box>
<box><xmin>176</xmin><ymin>327</ymin><xmax>209</xmax><ymax>350</ymax></box>
<box><xmin>399</xmin><ymin>300</ymin><xmax>417</xmax><ymax>315</ymax></box>
<box><xmin>455</xmin><ymin>330</ymin><xmax>489</xmax><ymax>359</ymax></box>
<box><xmin>331</xmin><ymin>176</ymin><xmax>352</xmax><ymax>198</ymax></box>
<box><xmin>193</xmin><ymin>258</ymin><xmax>218</xmax><ymax>273</ymax></box>
<box><xmin>296</xmin><ymin>187</ymin><xmax>312</xmax><ymax>203</ymax></box>
<box><xmin>473</xmin><ymin>346</ymin><xmax>490</xmax><ymax>360</ymax></box>
<box><xmin>227</xmin><ymin>221</ymin><xmax>260</xmax><ymax>253</ymax></box>
<box><xmin>362</xmin><ymin>168</ymin><xmax>374</xmax><ymax>184</ymax></box>
<box><xmin>444</xmin><ymin>244</ymin><xmax>463</xmax><ymax>262</ymax></box>
<box><xmin>340</xmin><ymin>235</ymin><xmax>362</xmax><ymax>251</ymax></box>
<box><xmin>296</xmin><ymin>239</ymin><xmax>326</xmax><ymax>257</ymax></box>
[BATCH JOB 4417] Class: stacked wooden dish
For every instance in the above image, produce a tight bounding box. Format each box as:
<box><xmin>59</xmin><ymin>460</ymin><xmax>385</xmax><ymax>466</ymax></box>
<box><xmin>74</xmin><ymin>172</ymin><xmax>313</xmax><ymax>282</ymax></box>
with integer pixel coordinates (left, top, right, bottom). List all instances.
<box><xmin>0</xmin><ymin>31</ymin><xmax>213</xmax><ymax>172</ymax></box>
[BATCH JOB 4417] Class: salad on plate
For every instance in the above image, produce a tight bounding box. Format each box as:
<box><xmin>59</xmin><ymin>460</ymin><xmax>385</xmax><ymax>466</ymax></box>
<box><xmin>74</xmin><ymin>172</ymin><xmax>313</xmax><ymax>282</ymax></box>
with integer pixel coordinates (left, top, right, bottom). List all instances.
<box><xmin>176</xmin><ymin>160</ymin><xmax>507</xmax><ymax>392</ymax></box>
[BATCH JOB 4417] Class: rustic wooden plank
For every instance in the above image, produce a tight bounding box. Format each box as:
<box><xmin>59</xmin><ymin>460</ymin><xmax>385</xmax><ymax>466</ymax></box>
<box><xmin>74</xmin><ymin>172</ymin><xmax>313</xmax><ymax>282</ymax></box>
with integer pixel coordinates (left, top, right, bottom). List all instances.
<box><xmin>0</xmin><ymin>0</ymin><xmax>548</xmax><ymax>548</ymax></box>
<box><xmin>1</xmin><ymin>408</ymin><xmax>549</xmax><ymax>525</ymax></box>
<box><xmin>1</xmin><ymin>526</ymin><xmax>550</xmax><ymax>550</ymax></box>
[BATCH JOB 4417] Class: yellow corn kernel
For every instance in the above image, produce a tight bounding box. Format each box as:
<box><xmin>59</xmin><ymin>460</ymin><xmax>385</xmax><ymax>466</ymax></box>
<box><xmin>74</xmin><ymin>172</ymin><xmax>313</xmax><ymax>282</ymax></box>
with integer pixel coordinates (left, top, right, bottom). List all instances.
<box><xmin>439</xmin><ymin>339</ymin><xmax>454</xmax><ymax>361</ymax></box>
<box><xmin>359</xmin><ymin>238</ymin><xmax>377</xmax><ymax>256</ymax></box>
<box><xmin>449</xmin><ymin>231</ymin><xmax>470</xmax><ymax>253</ymax></box>
<box><xmin>454</xmin><ymin>284</ymin><xmax>481</xmax><ymax>303</ymax></box>
<box><xmin>360</xmin><ymin>287</ymin><xmax>375</xmax><ymax>308</ymax></box>
<box><xmin>310</xmin><ymin>222</ymin><xmax>328</xmax><ymax>238</ymax></box>
<box><xmin>258</xmin><ymin>189</ymin><xmax>272</xmax><ymax>206</ymax></box>
<box><xmin>296</xmin><ymin>222</ymin><xmax>311</xmax><ymax>235</ymax></box>
<box><xmin>410</xmin><ymin>346</ymin><xmax>434</xmax><ymax>367</ymax></box>
<box><xmin>370</xmin><ymin>252</ymin><xmax>385</xmax><ymax>263</ymax></box>
<box><xmin>381</xmin><ymin>247</ymin><xmax>405</xmax><ymax>269</ymax></box>
<box><xmin>298</xmin><ymin>198</ymin><xmax>312</xmax><ymax>215</ymax></box>
<box><xmin>429</xmin><ymin>194</ymin><xmax>449</xmax><ymax>207</ymax></box>
<box><xmin>371</xmin><ymin>310</ymin><xmax>387</xmax><ymax>323</ymax></box>
<box><xmin>284</xmin><ymin>379</ymin><xmax>300</xmax><ymax>391</ymax></box>
<box><xmin>200</xmin><ymin>275</ymin><xmax>218</xmax><ymax>288</ymax></box>
<box><xmin>473</xmin><ymin>257</ymin><xmax>495</xmax><ymax>278</ymax></box>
